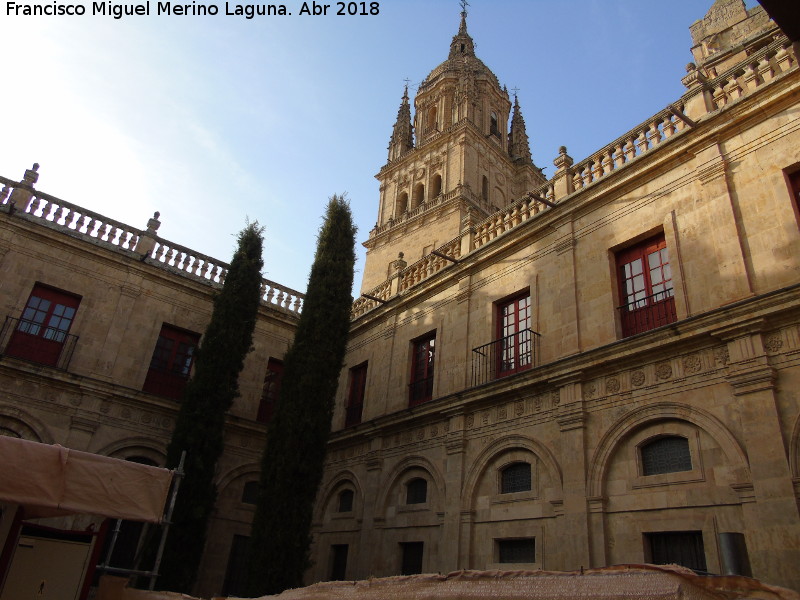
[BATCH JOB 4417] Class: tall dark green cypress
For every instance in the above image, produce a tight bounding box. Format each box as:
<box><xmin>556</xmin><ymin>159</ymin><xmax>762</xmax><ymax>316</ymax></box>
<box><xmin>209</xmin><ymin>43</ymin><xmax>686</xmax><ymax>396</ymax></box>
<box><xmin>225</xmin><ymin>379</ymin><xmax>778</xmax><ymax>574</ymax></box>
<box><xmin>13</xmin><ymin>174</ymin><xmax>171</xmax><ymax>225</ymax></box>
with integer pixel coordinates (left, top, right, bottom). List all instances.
<box><xmin>246</xmin><ymin>195</ymin><xmax>356</xmax><ymax>596</ymax></box>
<box><xmin>156</xmin><ymin>222</ymin><xmax>265</xmax><ymax>592</ymax></box>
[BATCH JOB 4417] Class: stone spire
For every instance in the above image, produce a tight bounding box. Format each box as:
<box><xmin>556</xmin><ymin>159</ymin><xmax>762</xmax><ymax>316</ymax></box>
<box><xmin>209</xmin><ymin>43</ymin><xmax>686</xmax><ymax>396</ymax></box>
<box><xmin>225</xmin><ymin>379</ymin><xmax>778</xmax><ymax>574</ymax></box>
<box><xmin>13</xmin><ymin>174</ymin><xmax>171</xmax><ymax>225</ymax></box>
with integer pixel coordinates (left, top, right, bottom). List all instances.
<box><xmin>448</xmin><ymin>8</ymin><xmax>475</xmax><ymax>59</ymax></box>
<box><xmin>508</xmin><ymin>94</ymin><xmax>532</xmax><ymax>165</ymax></box>
<box><xmin>387</xmin><ymin>85</ymin><xmax>414</xmax><ymax>162</ymax></box>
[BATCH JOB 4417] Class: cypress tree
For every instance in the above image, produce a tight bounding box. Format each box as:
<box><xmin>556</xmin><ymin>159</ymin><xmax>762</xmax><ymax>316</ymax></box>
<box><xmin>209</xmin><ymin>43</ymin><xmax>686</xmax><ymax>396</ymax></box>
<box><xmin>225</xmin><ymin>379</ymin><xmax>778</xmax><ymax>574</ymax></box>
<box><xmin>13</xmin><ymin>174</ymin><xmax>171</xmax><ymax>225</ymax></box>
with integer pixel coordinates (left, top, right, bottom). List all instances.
<box><xmin>246</xmin><ymin>195</ymin><xmax>356</xmax><ymax>596</ymax></box>
<box><xmin>155</xmin><ymin>222</ymin><xmax>265</xmax><ymax>592</ymax></box>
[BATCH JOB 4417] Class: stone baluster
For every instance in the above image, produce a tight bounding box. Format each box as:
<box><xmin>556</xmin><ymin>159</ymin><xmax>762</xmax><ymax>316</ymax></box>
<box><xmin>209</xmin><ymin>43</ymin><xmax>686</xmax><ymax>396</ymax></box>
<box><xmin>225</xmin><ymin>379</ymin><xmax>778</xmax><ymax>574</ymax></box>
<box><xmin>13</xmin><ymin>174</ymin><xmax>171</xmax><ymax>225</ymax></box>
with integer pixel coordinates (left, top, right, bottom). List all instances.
<box><xmin>613</xmin><ymin>144</ymin><xmax>625</xmax><ymax>168</ymax></box>
<box><xmin>742</xmin><ymin>63</ymin><xmax>760</xmax><ymax>91</ymax></box>
<box><xmin>635</xmin><ymin>129</ymin><xmax>648</xmax><ymax>155</ymax></box>
<box><xmin>600</xmin><ymin>150</ymin><xmax>613</xmax><ymax>177</ymax></box>
<box><xmin>662</xmin><ymin>115</ymin><xmax>677</xmax><ymax>138</ymax></box>
<box><xmin>581</xmin><ymin>163</ymin><xmax>593</xmax><ymax>187</ymax></box>
<box><xmin>572</xmin><ymin>170</ymin><xmax>584</xmax><ymax>191</ymax></box>
<box><xmin>758</xmin><ymin>56</ymin><xmax>774</xmax><ymax>83</ymax></box>
<box><xmin>724</xmin><ymin>77</ymin><xmax>743</xmax><ymax>100</ymax></box>
<box><xmin>712</xmin><ymin>84</ymin><xmax>728</xmax><ymax>108</ymax></box>
<box><xmin>623</xmin><ymin>138</ymin><xmax>636</xmax><ymax>162</ymax></box>
<box><xmin>775</xmin><ymin>45</ymin><xmax>793</xmax><ymax>73</ymax></box>
<box><xmin>0</xmin><ymin>185</ymin><xmax>10</xmax><ymax>205</ymax></box>
<box><xmin>648</xmin><ymin>120</ymin><xmax>662</xmax><ymax>147</ymax></box>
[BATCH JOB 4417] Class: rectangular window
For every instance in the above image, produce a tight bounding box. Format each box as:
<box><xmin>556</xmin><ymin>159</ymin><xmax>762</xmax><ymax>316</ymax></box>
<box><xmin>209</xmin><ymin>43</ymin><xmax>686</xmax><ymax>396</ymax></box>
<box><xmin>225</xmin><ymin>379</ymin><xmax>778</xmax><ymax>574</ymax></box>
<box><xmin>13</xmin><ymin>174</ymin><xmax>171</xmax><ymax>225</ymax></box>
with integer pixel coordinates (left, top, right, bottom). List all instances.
<box><xmin>791</xmin><ymin>170</ymin><xmax>800</xmax><ymax>214</ymax></box>
<box><xmin>497</xmin><ymin>293</ymin><xmax>532</xmax><ymax>377</ymax></box>
<box><xmin>142</xmin><ymin>324</ymin><xmax>200</xmax><ymax>400</ymax></box>
<box><xmin>617</xmin><ymin>234</ymin><xmax>677</xmax><ymax>336</ymax></box>
<box><xmin>400</xmin><ymin>541</ymin><xmax>424</xmax><ymax>575</ymax></box>
<box><xmin>222</xmin><ymin>534</ymin><xmax>250</xmax><ymax>596</ymax></box>
<box><xmin>330</xmin><ymin>544</ymin><xmax>349</xmax><ymax>581</ymax></box>
<box><xmin>345</xmin><ymin>362</ymin><xmax>367</xmax><ymax>427</ymax></box>
<box><xmin>646</xmin><ymin>531</ymin><xmax>707</xmax><ymax>573</ymax></box>
<box><xmin>257</xmin><ymin>358</ymin><xmax>284</xmax><ymax>424</ymax></box>
<box><xmin>409</xmin><ymin>333</ymin><xmax>435</xmax><ymax>406</ymax></box>
<box><xmin>4</xmin><ymin>284</ymin><xmax>81</xmax><ymax>368</ymax></box>
<box><xmin>498</xmin><ymin>538</ymin><xmax>535</xmax><ymax>564</ymax></box>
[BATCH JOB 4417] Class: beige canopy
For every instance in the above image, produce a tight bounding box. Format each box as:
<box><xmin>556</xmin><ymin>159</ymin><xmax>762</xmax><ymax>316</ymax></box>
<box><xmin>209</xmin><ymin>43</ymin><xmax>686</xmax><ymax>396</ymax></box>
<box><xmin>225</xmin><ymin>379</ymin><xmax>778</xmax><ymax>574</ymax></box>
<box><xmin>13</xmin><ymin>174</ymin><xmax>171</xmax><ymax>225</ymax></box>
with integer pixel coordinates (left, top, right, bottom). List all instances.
<box><xmin>0</xmin><ymin>436</ymin><xmax>173</xmax><ymax>523</ymax></box>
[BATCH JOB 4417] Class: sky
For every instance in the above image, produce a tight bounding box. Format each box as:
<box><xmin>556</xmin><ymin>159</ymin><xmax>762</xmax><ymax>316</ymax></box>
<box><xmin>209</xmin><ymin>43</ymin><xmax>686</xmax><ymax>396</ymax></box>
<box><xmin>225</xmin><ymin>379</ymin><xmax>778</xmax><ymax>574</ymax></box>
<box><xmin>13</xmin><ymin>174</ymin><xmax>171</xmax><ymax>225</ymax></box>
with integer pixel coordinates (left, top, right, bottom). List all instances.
<box><xmin>0</xmin><ymin>0</ymin><xmax>760</xmax><ymax>295</ymax></box>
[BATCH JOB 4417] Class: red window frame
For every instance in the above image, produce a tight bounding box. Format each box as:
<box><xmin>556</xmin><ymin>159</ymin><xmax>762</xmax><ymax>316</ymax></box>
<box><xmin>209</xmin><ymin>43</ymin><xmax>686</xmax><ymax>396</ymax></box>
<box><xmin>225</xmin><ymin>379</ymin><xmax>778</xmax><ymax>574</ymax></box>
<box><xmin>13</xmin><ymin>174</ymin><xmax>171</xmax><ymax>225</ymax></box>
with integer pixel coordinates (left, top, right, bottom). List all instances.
<box><xmin>496</xmin><ymin>293</ymin><xmax>532</xmax><ymax>377</ymax></box>
<box><xmin>6</xmin><ymin>284</ymin><xmax>81</xmax><ymax>367</ymax></box>
<box><xmin>409</xmin><ymin>332</ymin><xmax>435</xmax><ymax>406</ymax></box>
<box><xmin>257</xmin><ymin>358</ymin><xmax>284</xmax><ymax>424</ymax></box>
<box><xmin>142</xmin><ymin>324</ymin><xmax>200</xmax><ymax>400</ymax></box>
<box><xmin>790</xmin><ymin>170</ymin><xmax>800</xmax><ymax>214</ymax></box>
<box><xmin>345</xmin><ymin>362</ymin><xmax>367</xmax><ymax>427</ymax></box>
<box><xmin>617</xmin><ymin>234</ymin><xmax>677</xmax><ymax>337</ymax></box>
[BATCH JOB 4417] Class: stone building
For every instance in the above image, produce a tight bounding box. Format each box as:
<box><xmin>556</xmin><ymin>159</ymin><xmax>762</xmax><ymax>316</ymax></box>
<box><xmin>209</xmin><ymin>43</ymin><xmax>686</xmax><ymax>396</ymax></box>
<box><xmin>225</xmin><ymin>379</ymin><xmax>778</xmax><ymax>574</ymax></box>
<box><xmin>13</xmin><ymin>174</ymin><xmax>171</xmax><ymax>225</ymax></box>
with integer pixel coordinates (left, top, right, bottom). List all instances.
<box><xmin>1</xmin><ymin>0</ymin><xmax>799</xmax><ymax>597</ymax></box>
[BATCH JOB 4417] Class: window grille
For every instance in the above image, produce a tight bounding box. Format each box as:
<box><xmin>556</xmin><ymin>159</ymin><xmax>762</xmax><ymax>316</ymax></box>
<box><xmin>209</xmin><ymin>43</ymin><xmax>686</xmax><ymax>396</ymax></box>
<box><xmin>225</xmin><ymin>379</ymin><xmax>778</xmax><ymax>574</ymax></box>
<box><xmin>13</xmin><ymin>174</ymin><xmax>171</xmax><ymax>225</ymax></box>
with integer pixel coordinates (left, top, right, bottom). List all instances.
<box><xmin>647</xmin><ymin>531</ymin><xmax>707</xmax><ymax>573</ymax></box>
<box><xmin>641</xmin><ymin>436</ymin><xmax>692</xmax><ymax>475</ymax></box>
<box><xmin>498</xmin><ymin>538</ymin><xmax>535</xmax><ymax>563</ymax></box>
<box><xmin>500</xmin><ymin>462</ymin><xmax>531</xmax><ymax>494</ymax></box>
<box><xmin>400</xmin><ymin>542</ymin><xmax>424</xmax><ymax>575</ymax></box>
<box><xmin>406</xmin><ymin>478</ymin><xmax>428</xmax><ymax>504</ymax></box>
<box><xmin>338</xmin><ymin>489</ymin><xmax>354</xmax><ymax>512</ymax></box>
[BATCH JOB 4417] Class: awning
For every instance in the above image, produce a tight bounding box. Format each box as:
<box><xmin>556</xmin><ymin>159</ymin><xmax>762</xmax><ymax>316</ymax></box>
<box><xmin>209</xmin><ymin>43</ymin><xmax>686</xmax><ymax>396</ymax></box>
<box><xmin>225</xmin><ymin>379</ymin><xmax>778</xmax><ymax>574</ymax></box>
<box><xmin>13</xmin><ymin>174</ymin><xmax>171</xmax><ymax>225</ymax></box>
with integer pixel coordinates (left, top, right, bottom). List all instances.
<box><xmin>0</xmin><ymin>436</ymin><xmax>173</xmax><ymax>523</ymax></box>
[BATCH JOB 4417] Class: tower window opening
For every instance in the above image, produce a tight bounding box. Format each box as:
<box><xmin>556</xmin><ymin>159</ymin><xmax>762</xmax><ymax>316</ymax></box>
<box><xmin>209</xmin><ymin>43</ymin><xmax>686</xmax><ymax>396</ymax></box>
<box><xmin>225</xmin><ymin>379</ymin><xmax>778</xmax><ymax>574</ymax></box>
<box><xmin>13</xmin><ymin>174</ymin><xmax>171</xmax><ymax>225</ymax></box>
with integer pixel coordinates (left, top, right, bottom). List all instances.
<box><xmin>482</xmin><ymin>176</ymin><xmax>489</xmax><ymax>202</ymax></box>
<box><xmin>412</xmin><ymin>183</ymin><xmax>425</xmax><ymax>210</ymax></box>
<box><xmin>431</xmin><ymin>174</ymin><xmax>442</xmax><ymax>198</ymax></box>
<box><xmin>460</xmin><ymin>43</ymin><xmax>465</xmax><ymax>53</ymax></box>
<box><xmin>490</xmin><ymin>111</ymin><xmax>499</xmax><ymax>136</ymax></box>
<box><xmin>396</xmin><ymin>192</ymin><xmax>408</xmax><ymax>216</ymax></box>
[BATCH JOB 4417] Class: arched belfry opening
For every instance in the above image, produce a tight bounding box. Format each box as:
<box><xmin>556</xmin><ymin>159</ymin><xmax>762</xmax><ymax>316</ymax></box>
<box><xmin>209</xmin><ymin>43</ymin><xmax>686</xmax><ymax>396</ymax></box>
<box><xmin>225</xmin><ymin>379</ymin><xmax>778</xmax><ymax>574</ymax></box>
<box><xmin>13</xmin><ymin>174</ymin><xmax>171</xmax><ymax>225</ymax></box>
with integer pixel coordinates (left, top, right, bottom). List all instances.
<box><xmin>412</xmin><ymin>183</ymin><xmax>425</xmax><ymax>210</ymax></box>
<box><xmin>431</xmin><ymin>174</ymin><xmax>442</xmax><ymax>199</ymax></box>
<box><xmin>396</xmin><ymin>192</ymin><xmax>409</xmax><ymax>216</ymax></box>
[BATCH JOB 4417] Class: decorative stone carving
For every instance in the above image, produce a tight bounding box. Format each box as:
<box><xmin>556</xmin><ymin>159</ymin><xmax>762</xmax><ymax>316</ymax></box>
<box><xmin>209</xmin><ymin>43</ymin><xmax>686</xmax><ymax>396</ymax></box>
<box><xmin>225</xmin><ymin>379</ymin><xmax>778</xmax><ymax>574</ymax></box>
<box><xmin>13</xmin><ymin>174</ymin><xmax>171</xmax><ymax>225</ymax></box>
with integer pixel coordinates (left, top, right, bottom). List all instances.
<box><xmin>498</xmin><ymin>406</ymin><xmax>507</xmax><ymax>420</ymax></box>
<box><xmin>465</xmin><ymin>414</ymin><xmax>474</xmax><ymax>428</ymax></box>
<box><xmin>121</xmin><ymin>408</ymin><xmax>131</xmax><ymax>419</ymax></box>
<box><xmin>582</xmin><ymin>382</ymin><xmax>596</xmax><ymax>400</ymax></box>
<box><xmin>655</xmin><ymin>362</ymin><xmax>673</xmax><ymax>380</ymax></box>
<box><xmin>431</xmin><ymin>425</ymin><xmax>438</xmax><ymax>437</ymax></box>
<box><xmin>683</xmin><ymin>354</ymin><xmax>702</xmax><ymax>374</ymax></box>
<box><xmin>534</xmin><ymin>396</ymin><xmax>542</xmax><ymax>411</ymax></box>
<box><xmin>551</xmin><ymin>390</ymin><xmax>560</xmax><ymax>407</ymax></box>
<box><xmin>630</xmin><ymin>371</ymin><xmax>645</xmax><ymax>387</ymax></box>
<box><xmin>714</xmin><ymin>346</ymin><xmax>730</xmax><ymax>366</ymax></box>
<box><xmin>605</xmin><ymin>378</ymin><xmax>621</xmax><ymax>394</ymax></box>
<box><xmin>764</xmin><ymin>334</ymin><xmax>783</xmax><ymax>353</ymax></box>
<box><xmin>515</xmin><ymin>401</ymin><xmax>524</xmax><ymax>417</ymax></box>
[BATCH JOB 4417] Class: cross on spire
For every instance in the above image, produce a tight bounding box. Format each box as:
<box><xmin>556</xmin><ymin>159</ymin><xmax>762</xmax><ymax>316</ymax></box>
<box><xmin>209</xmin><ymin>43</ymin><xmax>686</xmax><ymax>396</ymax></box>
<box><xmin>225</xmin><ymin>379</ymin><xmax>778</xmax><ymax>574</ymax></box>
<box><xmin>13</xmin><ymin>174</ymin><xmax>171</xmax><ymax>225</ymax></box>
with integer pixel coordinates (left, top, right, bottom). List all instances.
<box><xmin>459</xmin><ymin>0</ymin><xmax>469</xmax><ymax>17</ymax></box>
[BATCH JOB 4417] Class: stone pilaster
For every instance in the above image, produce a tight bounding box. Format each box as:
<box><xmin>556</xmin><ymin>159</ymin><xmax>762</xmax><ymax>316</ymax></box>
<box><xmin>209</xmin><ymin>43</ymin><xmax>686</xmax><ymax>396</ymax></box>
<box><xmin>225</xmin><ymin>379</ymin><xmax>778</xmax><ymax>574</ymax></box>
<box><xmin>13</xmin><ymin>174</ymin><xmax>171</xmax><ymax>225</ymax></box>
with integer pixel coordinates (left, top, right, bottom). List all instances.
<box><xmin>553</xmin><ymin>372</ymin><xmax>591</xmax><ymax>569</ymax></box>
<box><xmin>713</xmin><ymin>321</ymin><xmax>800</xmax><ymax>591</ymax></box>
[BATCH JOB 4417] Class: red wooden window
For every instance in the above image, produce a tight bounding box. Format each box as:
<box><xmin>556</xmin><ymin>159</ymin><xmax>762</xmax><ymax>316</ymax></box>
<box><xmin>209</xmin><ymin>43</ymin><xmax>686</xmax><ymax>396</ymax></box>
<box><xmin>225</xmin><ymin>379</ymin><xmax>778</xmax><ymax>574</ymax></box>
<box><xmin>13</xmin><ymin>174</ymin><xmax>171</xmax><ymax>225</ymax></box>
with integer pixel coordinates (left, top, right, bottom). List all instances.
<box><xmin>791</xmin><ymin>170</ymin><xmax>800</xmax><ymax>212</ymax></box>
<box><xmin>142</xmin><ymin>324</ymin><xmax>200</xmax><ymax>400</ymax></box>
<box><xmin>617</xmin><ymin>234</ymin><xmax>676</xmax><ymax>336</ymax></box>
<box><xmin>497</xmin><ymin>293</ymin><xmax>532</xmax><ymax>377</ymax></box>
<box><xmin>409</xmin><ymin>332</ymin><xmax>435</xmax><ymax>406</ymax></box>
<box><xmin>345</xmin><ymin>362</ymin><xmax>367</xmax><ymax>427</ymax></box>
<box><xmin>257</xmin><ymin>358</ymin><xmax>284</xmax><ymax>424</ymax></box>
<box><xmin>5</xmin><ymin>284</ymin><xmax>81</xmax><ymax>367</ymax></box>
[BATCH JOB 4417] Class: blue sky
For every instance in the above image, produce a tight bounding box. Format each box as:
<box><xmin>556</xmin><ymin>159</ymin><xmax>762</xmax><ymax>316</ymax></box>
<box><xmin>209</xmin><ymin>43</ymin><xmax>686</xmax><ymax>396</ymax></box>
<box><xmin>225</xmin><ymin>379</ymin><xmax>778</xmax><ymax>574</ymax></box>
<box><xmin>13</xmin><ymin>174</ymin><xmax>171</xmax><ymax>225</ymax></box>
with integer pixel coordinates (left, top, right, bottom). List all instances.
<box><xmin>0</xmin><ymin>1</ymin><xmax>759</xmax><ymax>295</ymax></box>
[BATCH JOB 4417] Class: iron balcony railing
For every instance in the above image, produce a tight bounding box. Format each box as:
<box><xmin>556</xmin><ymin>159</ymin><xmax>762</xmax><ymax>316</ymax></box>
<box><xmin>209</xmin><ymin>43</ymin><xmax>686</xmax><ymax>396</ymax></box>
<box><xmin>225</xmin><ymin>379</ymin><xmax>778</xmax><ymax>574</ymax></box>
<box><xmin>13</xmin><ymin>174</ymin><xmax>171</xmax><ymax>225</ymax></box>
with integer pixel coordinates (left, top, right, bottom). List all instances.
<box><xmin>0</xmin><ymin>315</ymin><xmax>78</xmax><ymax>370</ymax></box>
<box><xmin>408</xmin><ymin>376</ymin><xmax>434</xmax><ymax>407</ymax></box>
<box><xmin>617</xmin><ymin>289</ymin><xmax>677</xmax><ymax>337</ymax></box>
<box><xmin>471</xmin><ymin>328</ymin><xmax>541</xmax><ymax>387</ymax></box>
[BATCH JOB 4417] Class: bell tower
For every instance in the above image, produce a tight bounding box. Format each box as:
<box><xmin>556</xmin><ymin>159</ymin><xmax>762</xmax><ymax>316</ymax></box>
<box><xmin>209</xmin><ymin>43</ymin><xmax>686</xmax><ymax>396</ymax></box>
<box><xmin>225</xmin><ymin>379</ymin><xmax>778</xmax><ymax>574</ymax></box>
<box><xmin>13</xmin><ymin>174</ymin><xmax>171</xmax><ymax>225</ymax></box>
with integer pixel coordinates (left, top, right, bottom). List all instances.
<box><xmin>361</xmin><ymin>9</ymin><xmax>545</xmax><ymax>293</ymax></box>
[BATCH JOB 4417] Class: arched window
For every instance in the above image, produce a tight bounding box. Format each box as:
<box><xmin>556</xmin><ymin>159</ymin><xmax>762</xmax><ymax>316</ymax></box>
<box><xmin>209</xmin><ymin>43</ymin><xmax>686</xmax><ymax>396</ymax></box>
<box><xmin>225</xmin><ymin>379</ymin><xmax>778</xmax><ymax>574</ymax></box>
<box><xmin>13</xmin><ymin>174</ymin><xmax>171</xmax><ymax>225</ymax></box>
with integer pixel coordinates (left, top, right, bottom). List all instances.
<box><xmin>396</xmin><ymin>192</ymin><xmax>408</xmax><ymax>215</ymax></box>
<box><xmin>405</xmin><ymin>478</ymin><xmax>427</xmax><ymax>504</ymax></box>
<box><xmin>241</xmin><ymin>481</ymin><xmax>260</xmax><ymax>505</ymax></box>
<box><xmin>427</xmin><ymin>106</ymin><xmax>438</xmax><ymax>135</ymax></box>
<box><xmin>430</xmin><ymin>174</ymin><xmax>442</xmax><ymax>199</ymax></box>
<box><xmin>641</xmin><ymin>436</ymin><xmax>692</xmax><ymax>475</ymax></box>
<box><xmin>338</xmin><ymin>489</ymin><xmax>354</xmax><ymax>512</ymax></box>
<box><xmin>500</xmin><ymin>462</ymin><xmax>531</xmax><ymax>494</ymax></box>
<box><xmin>482</xmin><ymin>175</ymin><xmax>489</xmax><ymax>202</ymax></box>
<box><xmin>412</xmin><ymin>183</ymin><xmax>425</xmax><ymax>210</ymax></box>
<box><xmin>490</xmin><ymin>111</ymin><xmax>499</xmax><ymax>136</ymax></box>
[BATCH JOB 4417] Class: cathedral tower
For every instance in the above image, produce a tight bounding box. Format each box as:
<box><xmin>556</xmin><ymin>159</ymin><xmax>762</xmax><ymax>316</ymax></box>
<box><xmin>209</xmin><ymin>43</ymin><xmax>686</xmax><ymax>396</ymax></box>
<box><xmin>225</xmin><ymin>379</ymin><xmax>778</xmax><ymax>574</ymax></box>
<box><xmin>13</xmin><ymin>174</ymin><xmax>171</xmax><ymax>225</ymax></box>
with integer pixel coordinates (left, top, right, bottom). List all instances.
<box><xmin>361</xmin><ymin>10</ymin><xmax>545</xmax><ymax>293</ymax></box>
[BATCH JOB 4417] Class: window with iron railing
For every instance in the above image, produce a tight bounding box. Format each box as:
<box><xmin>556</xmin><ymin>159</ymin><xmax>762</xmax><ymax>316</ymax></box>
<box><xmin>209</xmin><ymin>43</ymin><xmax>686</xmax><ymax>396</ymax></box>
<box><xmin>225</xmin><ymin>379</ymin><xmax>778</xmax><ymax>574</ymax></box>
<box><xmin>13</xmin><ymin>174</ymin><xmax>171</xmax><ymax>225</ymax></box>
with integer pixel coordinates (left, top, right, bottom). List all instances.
<box><xmin>640</xmin><ymin>436</ymin><xmax>692</xmax><ymax>476</ymax></box>
<box><xmin>2</xmin><ymin>284</ymin><xmax>81</xmax><ymax>369</ymax></box>
<box><xmin>142</xmin><ymin>324</ymin><xmax>200</xmax><ymax>400</ymax></box>
<box><xmin>471</xmin><ymin>294</ymin><xmax>541</xmax><ymax>387</ymax></box>
<box><xmin>500</xmin><ymin>462</ymin><xmax>531</xmax><ymax>494</ymax></box>
<box><xmin>345</xmin><ymin>362</ymin><xmax>367</xmax><ymax>427</ymax></box>
<box><xmin>409</xmin><ymin>332</ymin><xmax>435</xmax><ymax>406</ymax></box>
<box><xmin>617</xmin><ymin>234</ymin><xmax>676</xmax><ymax>337</ymax></box>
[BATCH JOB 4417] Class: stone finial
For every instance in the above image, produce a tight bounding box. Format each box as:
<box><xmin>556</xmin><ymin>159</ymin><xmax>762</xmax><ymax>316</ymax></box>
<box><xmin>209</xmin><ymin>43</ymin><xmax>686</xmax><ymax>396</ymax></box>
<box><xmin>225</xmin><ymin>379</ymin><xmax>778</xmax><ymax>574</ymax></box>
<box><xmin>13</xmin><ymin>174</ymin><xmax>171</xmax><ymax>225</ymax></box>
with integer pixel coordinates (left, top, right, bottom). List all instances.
<box><xmin>145</xmin><ymin>211</ymin><xmax>161</xmax><ymax>235</ymax></box>
<box><xmin>391</xmin><ymin>252</ymin><xmax>407</xmax><ymax>272</ymax></box>
<box><xmin>681</xmin><ymin>64</ymin><xmax>709</xmax><ymax>90</ymax></box>
<box><xmin>686</xmin><ymin>62</ymin><xmax>697</xmax><ymax>72</ymax></box>
<box><xmin>22</xmin><ymin>163</ymin><xmax>39</xmax><ymax>187</ymax></box>
<box><xmin>553</xmin><ymin>146</ymin><xmax>574</xmax><ymax>172</ymax></box>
